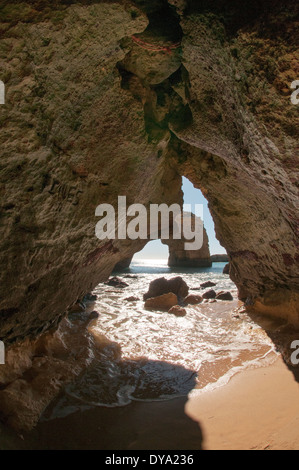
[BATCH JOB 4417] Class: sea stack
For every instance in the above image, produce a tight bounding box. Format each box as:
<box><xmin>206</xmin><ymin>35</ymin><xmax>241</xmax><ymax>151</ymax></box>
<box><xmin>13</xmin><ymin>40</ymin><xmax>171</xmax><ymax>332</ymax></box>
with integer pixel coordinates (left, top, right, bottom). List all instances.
<box><xmin>164</xmin><ymin>213</ymin><xmax>212</xmax><ymax>268</ymax></box>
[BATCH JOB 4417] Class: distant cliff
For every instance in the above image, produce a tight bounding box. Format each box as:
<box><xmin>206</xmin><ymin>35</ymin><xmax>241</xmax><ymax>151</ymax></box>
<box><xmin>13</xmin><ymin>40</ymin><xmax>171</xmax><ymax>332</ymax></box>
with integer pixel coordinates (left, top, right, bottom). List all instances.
<box><xmin>211</xmin><ymin>255</ymin><xmax>229</xmax><ymax>263</ymax></box>
<box><xmin>164</xmin><ymin>212</ymin><xmax>212</xmax><ymax>267</ymax></box>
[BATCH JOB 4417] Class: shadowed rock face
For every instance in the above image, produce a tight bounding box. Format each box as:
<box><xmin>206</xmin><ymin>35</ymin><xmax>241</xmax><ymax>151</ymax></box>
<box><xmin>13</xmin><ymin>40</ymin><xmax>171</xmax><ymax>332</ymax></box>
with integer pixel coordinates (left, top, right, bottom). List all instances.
<box><xmin>0</xmin><ymin>1</ymin><xmax>184</xmax><ymax>342</ymax></box>
<box><xmin>0</xmin><ymin>0</ymin><xmax>298</xmax><ymax>341</ymax></box>
<box><xmin>170</xmin><ymin>0</ymin><xmax>299</xmax><ymax>323</ymax></box>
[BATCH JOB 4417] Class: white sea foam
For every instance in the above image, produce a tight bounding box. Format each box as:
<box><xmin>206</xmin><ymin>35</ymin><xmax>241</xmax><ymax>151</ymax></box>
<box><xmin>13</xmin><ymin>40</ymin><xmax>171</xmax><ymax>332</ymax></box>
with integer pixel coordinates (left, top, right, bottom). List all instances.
<box><xmin>83</xmin><ymin>261</ymin><xmax>277</xmax><ymax>405</ymax></box>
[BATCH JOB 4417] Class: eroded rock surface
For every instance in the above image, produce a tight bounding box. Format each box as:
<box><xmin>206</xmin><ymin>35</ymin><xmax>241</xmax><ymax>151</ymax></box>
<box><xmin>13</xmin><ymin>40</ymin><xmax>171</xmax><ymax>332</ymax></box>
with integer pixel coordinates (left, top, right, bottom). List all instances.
<box><xmin>0</xmin><ymin>0</ymin><xmax>298</xmax><ymax>346</ymax></box>
<box><xmin>0</xmin><ymin>315</ymin><xmax>105</xmax><ymax>431</ymax></box>
<box><xmin>223</xmin><ymin>264</ymin><xmax>230</xmax><ymax>275</ymax></box>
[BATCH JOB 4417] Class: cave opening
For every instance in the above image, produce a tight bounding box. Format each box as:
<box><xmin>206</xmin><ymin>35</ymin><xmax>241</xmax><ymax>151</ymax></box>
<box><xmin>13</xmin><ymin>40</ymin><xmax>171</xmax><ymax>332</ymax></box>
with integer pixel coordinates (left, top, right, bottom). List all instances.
<box><xmin>126</xmin><ymin>176</ymin><xmax>226</xmax><ymax>268</ymax></box>
<box><xmin>0</xmin><ymin>0</ymin><xmax>298</xmax><ymax>448</ymax></box>
<box><xmin>181</xmin><ymin>176</ymin><xmax>226</xmax><ymax>257</ymax></box>
<box><xmin>132</xmin><ymin>0</ymin><xmax>183</xmax><ymax>43</ymax></box>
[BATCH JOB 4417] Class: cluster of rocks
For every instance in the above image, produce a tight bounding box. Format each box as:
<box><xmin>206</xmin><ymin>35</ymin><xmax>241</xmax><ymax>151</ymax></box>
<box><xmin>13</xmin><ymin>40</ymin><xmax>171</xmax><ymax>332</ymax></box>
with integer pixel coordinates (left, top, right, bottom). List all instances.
<box><xmin>143</xmin><ymin>277</ymin><xmax>189</xmax><ymax>301</ymax></box>
<box><xmin>102</xmin><ymin>275</ymin><xmax>233</xmax><ymax>317</ymax></box>
<box><xmin>143</xmin><ymin>276</ymin><xmax>234</xmax><ymax>317</ymax></box>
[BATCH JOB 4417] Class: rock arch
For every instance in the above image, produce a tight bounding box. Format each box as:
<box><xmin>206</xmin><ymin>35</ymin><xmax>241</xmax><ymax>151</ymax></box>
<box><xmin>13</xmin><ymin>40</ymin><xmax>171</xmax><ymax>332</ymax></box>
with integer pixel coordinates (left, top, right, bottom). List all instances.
<box><xmin>114</xmin><ymin>211</ymin><xmax>212</xmax><ymax>270</ymax></box>
<box><xmin>0</xmin><ymin>0</ymin><xmax>298</xmax><ymax>342</ymax></box>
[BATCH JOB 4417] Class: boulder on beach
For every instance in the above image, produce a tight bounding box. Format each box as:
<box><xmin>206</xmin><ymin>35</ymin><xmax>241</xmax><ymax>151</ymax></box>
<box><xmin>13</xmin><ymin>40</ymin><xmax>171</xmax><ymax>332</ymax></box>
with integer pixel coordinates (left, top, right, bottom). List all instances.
<box><xmin>125</xmin><ymin>296</ymin><xmax>139</xmax><ymax>302</ymax></box>
<box><xmin>184</xmin><ymin>294</ymin><xmax>203</xmax><ymax>305</ymax></box>
<box><xmin>143</xmin><ymin>277</ymin><xmax>189</xmax><ymax>301</ymax></box>
<box><xmin>168</xmin><ymin>306</ymin><xmax>187</xmax><ymax>317</ymax></box>
<box><xmin>200</xmin><ymin>281</ymin><xmax>217</xmax><ymax>288</ymax></box>
<box><xmin>144</xmin><ymin>293</ymin><xmax>178</xmax><ymax>311</ymax></box>
<box><xmin>216</xmin><ymin>291</ymin><xmax>234</xmax><ymax>301</ymax></box>
<box><xmin>105</xmin><ymin>277</ymin><xmax>129</xmax><ymax>288</ymax></box>
<box><xmin>202</xmin><ymin>289</ymin><xmax>217</xmax><ymax>299</ymax></box>
<box><xmin>88</xmin><ymin>311</ymin><xmax>100</xmax><ymax>320</ymax></box>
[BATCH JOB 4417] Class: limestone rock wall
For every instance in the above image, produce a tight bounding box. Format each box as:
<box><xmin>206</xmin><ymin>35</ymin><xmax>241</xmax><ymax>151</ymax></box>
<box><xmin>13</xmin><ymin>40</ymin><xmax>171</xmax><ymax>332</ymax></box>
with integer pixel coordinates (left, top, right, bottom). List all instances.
<box><xmin>0</xmin><ymin>0</ymin><xmax>298</xmax><ymax>341</ymax></box>
<box><xmin>169</xmin><ymin>0</ymin><xmax>299</xmax><ymax>323</ymax></box>
<box><xmin>0</xmin><ymin>1</ymin><xmax>183</xmax><ymax>342</ymax></box>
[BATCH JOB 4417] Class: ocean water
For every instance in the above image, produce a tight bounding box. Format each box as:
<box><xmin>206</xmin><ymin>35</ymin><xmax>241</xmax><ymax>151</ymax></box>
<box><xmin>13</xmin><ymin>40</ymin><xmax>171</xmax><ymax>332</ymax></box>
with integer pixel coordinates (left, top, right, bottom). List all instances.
<box><xmin>41</xmin><ymin>260</ymin><xmax>278</xmax><ymax>421</ymax></box>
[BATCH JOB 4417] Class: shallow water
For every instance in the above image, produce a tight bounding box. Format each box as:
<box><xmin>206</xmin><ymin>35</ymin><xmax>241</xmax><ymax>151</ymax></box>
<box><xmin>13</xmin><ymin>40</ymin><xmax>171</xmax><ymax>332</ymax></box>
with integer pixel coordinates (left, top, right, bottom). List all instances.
<box><xmin>41</xmin><ymin>261</ymin><xmax>278</xmax><ymax>422</ymax></box>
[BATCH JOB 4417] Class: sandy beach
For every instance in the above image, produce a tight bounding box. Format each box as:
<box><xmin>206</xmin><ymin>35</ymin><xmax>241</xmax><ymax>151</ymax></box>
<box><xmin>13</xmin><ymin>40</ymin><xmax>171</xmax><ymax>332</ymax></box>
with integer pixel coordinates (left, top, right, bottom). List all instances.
<box><xmin>0</xmin><ymin>268</ymin><xmax>298</xmax><ymax>451</ymax></box>
<box><xmin>1</xmin><ymin>354</ymin><xmax>299</xmax><ymax>450</ymax></box>
<box><xmin>186</xmin><ymin>356</ymin><xmax>299</xmax><ymax>450</ymax></box>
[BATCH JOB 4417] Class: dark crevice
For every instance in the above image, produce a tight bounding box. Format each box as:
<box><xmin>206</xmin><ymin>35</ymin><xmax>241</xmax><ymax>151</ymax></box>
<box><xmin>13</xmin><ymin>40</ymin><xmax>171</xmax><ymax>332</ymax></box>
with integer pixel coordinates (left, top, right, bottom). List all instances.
<box><xmin>144</xmin><ymin>9</ymin><xmax>182</xmax><ymax>43</ymax></box>
<box><xmin>117</xmin><ymin>0</ymin><xmax>192</xmax><ymax>145</ymax></box>
<box><xmin>132</xmin><ymin>0</ymin><xmax>183</xmax><ymax>43</ymax></box>
<box><xmin>117</xmin><ymin>0</ymin><xmax>193</xmax><ymax>146</ymax></box>
<box><xmin>185</xmin><ymin>0</ymin><xmax>299</xmax><ymax>38</ymax></box>
<box><xmin>116</xmin><ymin>66</ymin><xmax>136</xmax><ymax>93</ymax></box>
<box><xmin>117</xmin><ymin>62</ymin><xmax>193</xmax><ymax>144</ymax></box>
<box><xmin>0</xmin><ymin>308</ymin><xmax>19</xmax><ymax>321</ymax></box>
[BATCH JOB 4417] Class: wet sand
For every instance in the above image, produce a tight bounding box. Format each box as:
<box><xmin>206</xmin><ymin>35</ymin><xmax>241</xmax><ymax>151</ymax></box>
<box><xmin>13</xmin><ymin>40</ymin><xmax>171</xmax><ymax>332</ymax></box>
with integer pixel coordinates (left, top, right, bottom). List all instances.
<box><xmin>186</xmin><ymin>356</ymin><xmax>299</xmax><ymax>450</ymax></box>
<box><xmin>1</xmin><ymin>396</ymin><xmax>203</xmax><ymax>450</ymax></box>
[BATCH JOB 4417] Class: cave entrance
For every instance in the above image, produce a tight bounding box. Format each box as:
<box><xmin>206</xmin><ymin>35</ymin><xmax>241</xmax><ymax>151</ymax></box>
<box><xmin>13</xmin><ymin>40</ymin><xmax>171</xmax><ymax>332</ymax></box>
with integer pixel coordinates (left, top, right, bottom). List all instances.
<box><xmin>133</xmin><ymin>239</ymin><xmax>169</xmax><ymax>263</ymax></box>
<box><xmin>117</xmin><ymin>176</ymin><xmax>226</xmax><ymax>270</ymax></box>
<box><xmin>182</xmin><ymin>177</ymin><xmax>226</xmax><ymax>258</ymax></box>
